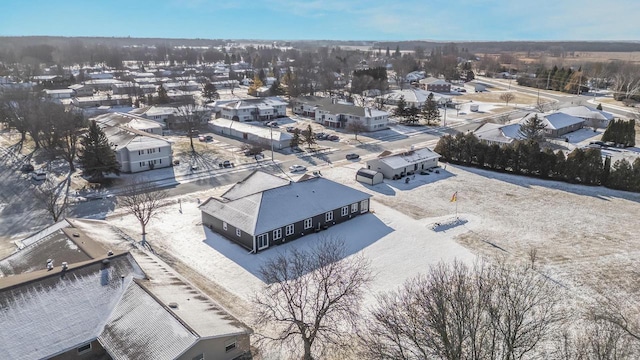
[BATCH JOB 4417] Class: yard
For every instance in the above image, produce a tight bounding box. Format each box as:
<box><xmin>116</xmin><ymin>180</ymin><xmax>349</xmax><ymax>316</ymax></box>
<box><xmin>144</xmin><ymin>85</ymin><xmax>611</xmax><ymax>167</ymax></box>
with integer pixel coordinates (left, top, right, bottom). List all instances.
<box><xmin>107</xmin><ymin>161</ymin><xmax>640</xmax><ymax>326</ymax></box>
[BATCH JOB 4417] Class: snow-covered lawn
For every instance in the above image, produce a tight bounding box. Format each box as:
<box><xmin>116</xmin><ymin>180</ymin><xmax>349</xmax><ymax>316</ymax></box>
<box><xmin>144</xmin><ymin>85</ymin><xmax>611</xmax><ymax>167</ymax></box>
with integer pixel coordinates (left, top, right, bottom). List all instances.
<box><xmin>108</xmin><ymin>161</ymin><xmax>640</xmax><ymax>320</ymax></box>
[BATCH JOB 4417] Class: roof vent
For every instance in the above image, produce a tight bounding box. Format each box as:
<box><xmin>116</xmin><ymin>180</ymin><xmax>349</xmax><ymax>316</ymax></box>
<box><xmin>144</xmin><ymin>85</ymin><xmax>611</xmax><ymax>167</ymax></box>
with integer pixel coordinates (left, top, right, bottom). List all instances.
<box><xmin>72</xmin><ymin>233</ymin><xmax>80</xmax><ymax>238</ymax></box>
<box><xmin>168</xmin><ymin>302</ymin><xmax>179</xmax><ymax>309</ymax></box>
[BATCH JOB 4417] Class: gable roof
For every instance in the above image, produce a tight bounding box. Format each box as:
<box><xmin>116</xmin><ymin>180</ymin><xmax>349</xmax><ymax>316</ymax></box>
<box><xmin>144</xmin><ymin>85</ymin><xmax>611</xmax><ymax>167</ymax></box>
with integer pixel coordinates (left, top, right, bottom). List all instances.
<box><xmin>222</xmin><ymin>170</ymin><xmax>290</xmax><ymax>200</ymax></box>
<box><xmin>474</xmin><ymin>122</ymin><xmax>524</xmax><ymax>144</ymax></box>
<box><xmin>374</xmin><ymin>147</ymin><xmax>441</xmax><ymax>169</ymax></box>
<box><xmin>200</xmin><ymin>172</ymin><xmax>371</xmax><ymax>236</ymax></box>
<box><xmin>294</xmin><ymin>96</ymin><xmax>387</xmax><ymax>118</ymax></box>
<box><xmin>558</xmin><ymin>105</ymin><xmax>613</xmax><ymax>121</ymax></box>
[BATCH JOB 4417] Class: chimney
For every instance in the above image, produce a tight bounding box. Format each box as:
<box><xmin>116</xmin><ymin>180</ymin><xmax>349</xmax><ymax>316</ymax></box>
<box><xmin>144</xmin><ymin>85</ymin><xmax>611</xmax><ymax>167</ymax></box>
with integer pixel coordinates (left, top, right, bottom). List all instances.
<box><xmin>100</xmin><ymin>259</ymin><xmax>110</xmax><ymax>286</ymax></box>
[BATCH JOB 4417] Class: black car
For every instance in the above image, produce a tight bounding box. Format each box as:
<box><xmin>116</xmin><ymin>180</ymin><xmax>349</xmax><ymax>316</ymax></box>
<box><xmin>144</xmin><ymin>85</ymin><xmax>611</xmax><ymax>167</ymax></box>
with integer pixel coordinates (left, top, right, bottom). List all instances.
<box><xmin>20</xmin><ymin>164</ymin><xmax>34</xmax><ymax>173</ymax></box>
<box><xmin>345</xmin><ymin>153</ymin><xmax>360</xmax><ymax>160</ymax></box>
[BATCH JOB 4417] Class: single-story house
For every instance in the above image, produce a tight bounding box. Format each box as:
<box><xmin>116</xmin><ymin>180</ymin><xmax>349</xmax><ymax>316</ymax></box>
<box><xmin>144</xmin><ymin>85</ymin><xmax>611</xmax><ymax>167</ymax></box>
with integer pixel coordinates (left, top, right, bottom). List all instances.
<box><xmin>111</xmin><ymin>81</ymin><xmax>139</xmax><ymax>95</ymax></box>
<box><xmin>558</xmin><ymin>105</ymin><xmax>614</xmax><ymax>129</ymax></box>
<box><xmin>383</xmin><ymin>88</ymin><xmax>451</xmax><ymax>107</ymax></box>
<box><xmin>473</xmin><ymin>122</ymin><xmax>525</xmax><ymax>146</ymax></box>
<box><xmin>68</xmin><ymin>83</ymin><xmax>94</xmax><ymax>97</ymax></box>
<box><xmin>84</xmin><ymin>79</ymin><xmax>123</xmax><ymax>91</ymax></box>
<box><xmin>419</xmin><ymin>77</ymin><xmax>452</xmax><ymax>93</ymax></box>
<box><xmin>42</xmin><ymin>88</ymin><xmax>75</xmax><ymax>99</ymax></box>
<box><xmin>520</xmin><ymin>112</ymin><xmax>585</xmax><ymax>138</ymax></box>
<box><xmin>356</xmin><ymin>168</ymin><xmax>384</xmax><ymax>185</ymax></box>
<box><xmin>213</xmin><ymin>97</ymin><xmax>287</xmax><ymax>122</ymax></box>
<box><xmin>200</xmin><ymin>171</ymin><xmax>372</xmax><ymax>253</ymax></box>
<box><xmin>210</xmin><ymin>118</ymin><xmax>292</xmax><ymax>149</ymax></box>
<box><xmin>0</xmin><ymin>219</ymin><xmax>252</xmax><ymax>360</ymax></box>
<box><xmin>366</xmin><ymin>147</ymin><xmax>441</xmax><ymax>179</ymax></box>
<box><xmin>72</xmin><ymin>94</ymin><xmax>131</xmax><ymax>108</ymax></box>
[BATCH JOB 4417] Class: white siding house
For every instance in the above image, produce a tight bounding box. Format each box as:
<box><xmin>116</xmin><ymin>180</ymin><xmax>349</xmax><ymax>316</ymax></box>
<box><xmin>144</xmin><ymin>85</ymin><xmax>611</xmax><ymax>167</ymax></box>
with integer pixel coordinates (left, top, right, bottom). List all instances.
<box><xmin>366</xmin><ymin>147</ymin><xmax>441</xmax><ymax>179</ymax></box>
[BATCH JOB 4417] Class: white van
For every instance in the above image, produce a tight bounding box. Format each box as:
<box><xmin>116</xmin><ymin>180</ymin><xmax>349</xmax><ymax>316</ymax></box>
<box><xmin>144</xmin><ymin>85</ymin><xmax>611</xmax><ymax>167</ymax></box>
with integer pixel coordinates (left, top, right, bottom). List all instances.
<box><xmin>32</xmin><ymin>171</ymin><xmax>47</xmax><ymax>181</ymax></box>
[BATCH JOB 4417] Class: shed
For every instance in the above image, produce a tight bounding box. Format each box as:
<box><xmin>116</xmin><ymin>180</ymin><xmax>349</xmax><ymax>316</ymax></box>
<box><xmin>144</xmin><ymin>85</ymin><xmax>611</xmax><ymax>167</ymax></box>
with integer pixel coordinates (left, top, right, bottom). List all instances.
<box><xmin>356</xmin><ymin>168</ymin><xmax>384</xmax><ymax>185</ymax></box>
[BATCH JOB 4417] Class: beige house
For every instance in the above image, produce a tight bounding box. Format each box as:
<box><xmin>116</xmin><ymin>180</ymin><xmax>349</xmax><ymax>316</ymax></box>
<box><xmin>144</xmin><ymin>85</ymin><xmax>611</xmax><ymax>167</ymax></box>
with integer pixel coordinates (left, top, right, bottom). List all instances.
<box><xmin>292</xmin><ymin>96</ymin><xmax>389</xmax><ymax>131</ymax></box>
<box><xmin>0</xmin><ymin>219</ymin><xmax>253</xmax><ymax>360</ymax></box>
<box><xmin>366</xmin><ymin>147</ymin><xmax>441</xmax><ymax>179</ymax></box>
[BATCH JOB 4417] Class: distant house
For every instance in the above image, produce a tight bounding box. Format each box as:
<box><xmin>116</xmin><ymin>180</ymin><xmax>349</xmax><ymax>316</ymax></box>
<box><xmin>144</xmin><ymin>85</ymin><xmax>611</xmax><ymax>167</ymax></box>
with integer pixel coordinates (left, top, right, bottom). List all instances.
<box><xmin>210</xmin><ymin>118</ymin><xmax>292</xmax><ymax>149</ymax></box>
<box><xmin>366</xmin><ymin>147</ymin><xmax>441</xmax><ymax>179</ymax></box>
<box><xmin>473</xmin><ymin>122</ymin><xmax>525</xmax><ymax>146</ymax></box>
<box><xmin>200</xmin><ymin>171</ymin><xmax>372</xmax><ymax>253</ymax></box>
<box><xmin>111</xmin><ymin>81</ymin><xmax>139</xmax><ymax>95</ymax></box>
<box><xmin>419</xmin><ymin>77</ymin><xmax>452</xmax><ymax>93</ymax></box>
<box><xmin>72</xmin><ymin>94</ymin><xmax>132</xmax><ymax>108</ymax></box>
<box><xmin>42</xmin><ymin>88</ymin><xmax>74</xmax><ymax>100</ymax></box>
<box><xmin>558</xmin><ymin>105</ymin><xmax>614</xmax><ymax>129</ymax></box>
<box><xmin>214</xmin><ymin>97</ymin><xmax>287</xmax><ymax>122</ymax></box>
<box><xmin>0</xmin><ymin>219</ymin><xmax>252</xmax><ymax>360</ymax></box>
<box><xmin>520</xmin><ymin>112</ymin><xmax>585</xmax><ymax>138</ymax></box>
<box><xmin>69</xmin><ymin>83</ymin><xmax>94</xmax><ymax>97</ymax></box>
<box><xmin>92</xmin><ymin>112</ymin><xmax>172</xmax><ymax>173</ymax></box>
<box><xmin>84</xmin><ymin>79</ymin><xmax>123</xmax><ymax>91</ymax></box>
<box><xmin>292</xmin><ymin>96</ymin><xmax>389</xmax><ymax>131</ymax></box>
<box><xmin>130</xmin><ymin>105</ymin><xmax>178</xmax><ymax>128</ymax></box>
<box><xmin>383</xmin><ymin>88</ymin><xmax>451</xmax><ymax>107</ymax></box>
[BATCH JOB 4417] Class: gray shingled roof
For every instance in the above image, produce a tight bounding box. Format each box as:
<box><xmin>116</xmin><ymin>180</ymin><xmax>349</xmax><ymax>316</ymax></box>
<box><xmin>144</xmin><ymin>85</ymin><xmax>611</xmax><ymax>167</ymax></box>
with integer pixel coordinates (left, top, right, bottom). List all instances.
<box><xmin>201</xmin><ymin>172</ymin><xmax>372</xmax><ymax>236</ymax></box>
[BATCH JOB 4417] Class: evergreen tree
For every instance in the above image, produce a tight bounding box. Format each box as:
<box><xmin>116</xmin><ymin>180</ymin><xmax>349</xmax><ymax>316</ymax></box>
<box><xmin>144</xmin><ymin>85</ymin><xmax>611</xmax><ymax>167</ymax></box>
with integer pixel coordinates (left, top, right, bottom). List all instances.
<box><xmin>157</xmin><ymin>84</ymin><xmax>170</xmax><ymax>104</ymax></box>
<box><xmin>79</xmin><ymin>120</ymin><xmax>120</xmax><ymax>181</ymax></box>
<box><xmin>608</xmin><ymin>158</ymin><xmax>633</xmax><ymax>190</ymax></box>
<box><xmin>269</xmin><ymin>80</ymin><xmax>285</xmax><ymax>96</ymax></box>
<box><xmin>394</xmin><ymin>45</ymin><xmax>401</xmax><ymax>58</ymax></box>
<box><xmin>518</xmin><ymin>114</ymin><xmax>546</xmax><ymax>143</ymax></box>
<box><xmin>303</xmin><ymin>124</ymin><xmax>316</xmax><ymax>149</ymax></box>
<box><xmin>385</xmin><ymin>46</ymin><xmax>390</xmax><ymax>58</ymax></box>
<box><xmin>393</xmin><ymin>95</ymin><xmax>407</xmax><ymax>119</ymax></box>
<box><xmin>421</xmin><ymin>93</ymin><xmax>440</xmax><ymax>125</ymax></box>
<box><xmin>405</xmin><ymin>104</ymin><xmax>420</xmax><ymax>125</ymax></box>
<box><xmin>146</xmin><ymin>93</ymin><xmax>154</xmax><ymax>105</ymax></box>
<box><xmin>596</xmin><ymin>103</ymin><xmax>603</xmax><ymax>110</ymax></box>
<box><xmin>202</xmin><ymin>82</ymin><xmax>219</xmax><ymax>102</ymax></box>
<box><xmin>290</xmin><ymin>129</ymin><xmax>301</xmax><ymax>149</ymax></box>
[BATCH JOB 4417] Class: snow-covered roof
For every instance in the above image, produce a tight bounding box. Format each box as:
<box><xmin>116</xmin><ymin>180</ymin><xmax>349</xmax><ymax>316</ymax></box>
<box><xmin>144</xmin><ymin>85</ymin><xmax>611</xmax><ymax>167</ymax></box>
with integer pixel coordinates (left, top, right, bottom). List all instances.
<box><xmin>558</xmin><ymin>105</ymin><xmax>613</xmax><ymax>121</ymax></box>
<box><xmin>93</xmin><ymin>112</ymin><xmax>163</xmax><ymax>132</ymax></box>
<box><xmin>521</xmin><ymin>112</ymin><xmax>584</xmax><ymax>130</ymax></box>
<box><xmin>0</xmin><ymin>254</ymin><xmax>145</xmax><ymax>360</ymax></box>
<box><xmin>210</xmin><ymin>118</ymin><xmax>293</xmax><ymax>142</ymax></box>
<box><xmin>385</xmin><ymin>88</ymin><xmax>451</xmax><ymax>105</ymax></box>
<box><xmin>474</xmin><ymin>123</ymin><xmax>524</xmax><ymax>144</ymax></box>
<box><xmin>98</xmin><ymin>281</ymin><xmax>197</xmax><ymax>360</ymax></box>
<box><xmin>376</xmin><ymin>148</ymin><xmax>441</xmax><ymax>169</ymax></box>
<box><xmin>201</xmin><ymin>172</ymin><xmax>372</xmax><ymax>236</ymax></box>
<box><xmin>294</xmin><ymin>96</ymin><xmax>388</xmax><ymax>118</ymax></box>
<box><xmin>222</xmin><ymin>170</ymin><xmax>290</xmax><ymax>200</ymax></box>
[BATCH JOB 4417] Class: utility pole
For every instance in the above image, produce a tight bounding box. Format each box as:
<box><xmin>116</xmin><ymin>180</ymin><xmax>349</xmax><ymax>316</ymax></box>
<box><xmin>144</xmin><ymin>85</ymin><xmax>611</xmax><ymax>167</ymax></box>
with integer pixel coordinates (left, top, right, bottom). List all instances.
<box><xmin>270</xmin><ymin>126</ymin><xmax>274</xmax><ymax>162</ymax></box>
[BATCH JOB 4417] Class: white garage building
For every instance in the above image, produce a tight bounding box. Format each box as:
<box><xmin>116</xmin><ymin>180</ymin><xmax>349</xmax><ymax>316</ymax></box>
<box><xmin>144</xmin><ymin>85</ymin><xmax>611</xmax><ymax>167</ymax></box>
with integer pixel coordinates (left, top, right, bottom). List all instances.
<box><xmin>366</xmin><ymin>147</ymin><xmax>441</xmax><ymax>180</ymax></box>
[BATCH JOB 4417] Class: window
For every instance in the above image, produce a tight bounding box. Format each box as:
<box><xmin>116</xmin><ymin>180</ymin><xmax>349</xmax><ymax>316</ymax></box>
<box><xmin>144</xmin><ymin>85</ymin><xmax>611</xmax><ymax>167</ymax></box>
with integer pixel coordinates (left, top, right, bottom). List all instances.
<box><xmin>273</xmin><ymin>228</ymin><xmax>282</xmax><ymax>240</ymax></box>
<box><xmin>304</xmin><ymin>218</ymin><xmax>313</xmax><ymax>229</ymax></box>
<box><xmin>158</xmin><ymin>147</ymin><xmax>161</xmax><ymax>152</ymax></box>
<box><xmin>257</xmin><ymin>233</ymin><xmax>269</xmax><ymax>250</ymax></box>
<box><xmin>360</xmin><ymin>200</ymin><xmax>369</xmax><ymax>213</ymax></box>
<box><xmin>77</xmin><ymin>343</ymin><xmax>92</xmax><ymax>355</ymax></box>
<box><xmin>325</xmin><ymin>211</ymin><xmax>333</xmax><ymax>222</ymax></box>
<box><xmin>192</xmin><ymin>354</ymin><xmax>204</xmax><ymax>360</ymax></box>
<box><xmin>236</xmin><ymin>228</ymin><xmax>241</xmax><ymax>237</ymax></box>
<box><xmin>341</xmin><ymin>206</ymin><xmax>349</xmax><ymax>217</ymax></box>
<box><xmin>225</xmin><ymin>341</ymin><xmax>237</xmax><ymax>352</ymax></box>
<box><xmin>351</xmin><ymin>203</ymin><xmax>358</xmax><ymax>213</ymax></box>
<box><xmin>138</xmin><ymin>150</ymin><xmax>143</xmax><ymax>156</ymax></box>
<box><xmin>223</xmin><ymin>222</ymin><xmax>227</xmax><ymax>231</ymax></box>
<box><xmin>285</xmin><ymin>224</ymin><xmax>294</xmax><ymax>236</ymax></box>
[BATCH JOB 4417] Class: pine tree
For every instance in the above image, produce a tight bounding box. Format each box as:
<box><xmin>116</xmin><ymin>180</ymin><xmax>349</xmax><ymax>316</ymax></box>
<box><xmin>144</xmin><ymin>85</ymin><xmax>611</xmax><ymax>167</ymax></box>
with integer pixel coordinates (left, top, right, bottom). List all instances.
<box><xmin>79</xmin><ymin>120</ymin><xmax>120</xmax><ymax>181</ymax></box>
<box><xmin>421</xmin><ymin>93</ymin><xmax>440</xmax><ymax>125</ymax></box>
<box><xmin>518</xmin><ymin>114</ymin><xmax>546</xmax><ymax>143</ymax></box>
<box><xmin>157</xmin><ymin>84</ymin><xmax>170</xmax><ymax>104</ymax></box>
<box><xmin>393</xmin><ymin>95</ymin><xmax>407</xmax><ymax>119</ymax></box>
<box><xmin>596</xmin><ymin>103</ymin><xmax>603</xmax><ymax>110</ymax></box>
<box><xmin>394</xmin><ymin>45</ymin><xmax>401</xmax><ymax>58</ymax></box>
<box><xmin>385</xmin><ymin>47</ymin><xmax>390</xmax><ymax>58</ymax></box>
<box><xmin>202</xmin><ymin>82</ymin><xmax>219</xmax><ymax>102</ymax></box>
<box><xmin>290</xmin><ymin>129</ymin><xmax>301</xmax><ymax>149</ymax></box>
<box><xmin>303</xmin><ymin>124</ymin><xmax>316</xmax><ymax>149</ymax></box>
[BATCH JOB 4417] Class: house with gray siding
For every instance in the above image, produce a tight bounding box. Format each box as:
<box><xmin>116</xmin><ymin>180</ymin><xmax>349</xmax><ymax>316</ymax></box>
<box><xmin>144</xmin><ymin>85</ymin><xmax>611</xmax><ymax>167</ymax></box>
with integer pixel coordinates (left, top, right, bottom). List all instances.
<box><xmin>292</xmin><ymin>96</ymin><xmax>389</xmax><ymax>131</ymax></box>
<box><xmin>366</xmin><ymin>147</ymin><xmax>441</xmax><ymax>179</ymax></box>
<box><xmin>200</xmin><ymin>171</ymin><xmax>372</xmax><ymax>253</ymax></box>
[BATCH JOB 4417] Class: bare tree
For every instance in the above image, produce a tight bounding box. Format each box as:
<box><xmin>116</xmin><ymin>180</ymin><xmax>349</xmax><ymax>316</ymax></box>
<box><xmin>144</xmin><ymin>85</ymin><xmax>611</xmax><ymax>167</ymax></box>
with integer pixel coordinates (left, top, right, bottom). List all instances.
<box><xmin>175</xmin><ymin>104</ymin><xmax>210</xmax><ymax>152</ymax></box>
<box><xmin>346</xmin><ymin>118</ymin><xmax>368</xmax><ymax>141</ymax></box>
<box><xmin>34</xmin><ymin>178</ymin><xmax>71</xmax><ymax>222</ymax></box>
<box><xmin>253</xmin><ymin>238</ymin><xmax>372</xmax><ymax>360</ymax></box>
<box><xmin>499</xmin><ymin>92</ymin><xmax>516</xmax><ymax>106</ymax></box>
<box><xmin>360</xmin><ymin>260</ymin><xmax>565</xmax><ymax>360</ymax></box>
<box><xmin>117</xmin><ymin>178</ymin><xmax>168</xmax><ymax>244</ymax></box>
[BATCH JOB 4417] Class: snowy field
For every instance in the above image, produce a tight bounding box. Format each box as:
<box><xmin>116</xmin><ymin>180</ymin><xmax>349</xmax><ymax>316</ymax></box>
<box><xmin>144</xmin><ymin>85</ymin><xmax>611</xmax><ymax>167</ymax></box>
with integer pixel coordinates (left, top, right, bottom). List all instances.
<box><xmin>108</xmin><ymin>161</ymin><xmax>640</xmax><ymax>323</ymax></box>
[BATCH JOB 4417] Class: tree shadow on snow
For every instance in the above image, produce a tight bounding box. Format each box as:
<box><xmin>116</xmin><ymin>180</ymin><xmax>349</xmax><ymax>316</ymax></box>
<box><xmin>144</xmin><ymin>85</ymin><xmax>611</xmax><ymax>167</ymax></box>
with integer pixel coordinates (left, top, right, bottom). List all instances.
<box><xmin>201</xmin><ymin>212</ymin><xmax>394</xmax><ymax>282</ymax></box>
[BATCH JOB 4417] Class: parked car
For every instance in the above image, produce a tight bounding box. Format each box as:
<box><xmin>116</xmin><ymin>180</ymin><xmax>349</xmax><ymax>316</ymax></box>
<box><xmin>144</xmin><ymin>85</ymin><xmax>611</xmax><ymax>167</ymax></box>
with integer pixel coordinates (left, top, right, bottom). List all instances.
<box><xmin>286</xmin><ymin>126</ymin><xmax>296</xmax><ymax>133</ymax></box>
<box><xmin>31</xmin><ymin>171</ymin><xmax>47</xmax><ymax>181</ymax></box>
<box><xmin>266</xmin><ymin>121</ymin><xmax>278</xmax><ymax>127</ymax></box>
<box><xmin>204</xmin><ymin>135</ymin><xmax>214</xmax><ymax>142</ymax></box>
<box><xmin>220</xmin><ymin>160</ymin><xmax>233</xmax><ymax>168</ymax></box>
<box><xmin>188</xmin><ymin>129</ymin><xmax>199</xmax><ymax>137</ymax></box>
<box><xmin>289</xmin><ymin>164</ymin><xmax>307</xmax><ymax>172</ymax></box>
<box><xmin>198</xmin><ymin>135</ymin><xmax>206</xmax><ymax>142</ymax></box>
<box><xmin>315</xmin><ymin>132</ymin><xmax>327</xmax><ymax>140</ymax></box>
<box><xmin>20</xmin><ymin>164</ymin><xmax>34</xmax><ymax>173</ymax></box>
<box><xmin>345</xmin><ymin>153</ymin><xmax>360</xmax><ymax>160</ymax></box>
<box><xmin>420</xmin><ymin>170</ymin><xmax>431</xmax><ymax>175</ymax></box>
<box><xmin>327</xmin><ymin>135</ymin><xmax>339</xmax><ymax>141</ymax></box>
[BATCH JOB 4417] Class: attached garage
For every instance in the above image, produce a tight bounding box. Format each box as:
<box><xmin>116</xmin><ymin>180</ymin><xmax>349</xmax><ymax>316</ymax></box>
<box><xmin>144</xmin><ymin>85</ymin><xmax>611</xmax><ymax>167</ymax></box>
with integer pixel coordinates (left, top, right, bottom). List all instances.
<box><xmin>356</xmin><ymin>168</ymin><xmax>383</xmax><ymax>185</ymax></box>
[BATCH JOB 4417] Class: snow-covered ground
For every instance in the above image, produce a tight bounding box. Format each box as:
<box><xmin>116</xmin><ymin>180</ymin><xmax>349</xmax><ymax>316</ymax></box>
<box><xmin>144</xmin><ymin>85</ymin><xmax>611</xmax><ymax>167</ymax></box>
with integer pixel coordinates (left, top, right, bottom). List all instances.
<box><xmin>108</xmin><ymin>160</ymin><xmax>640</xmax><ymax>323</ymax></box>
